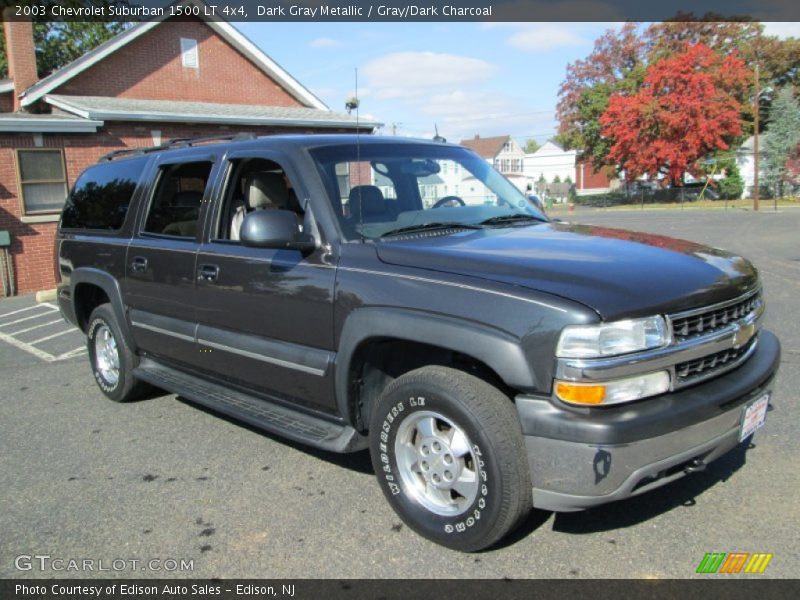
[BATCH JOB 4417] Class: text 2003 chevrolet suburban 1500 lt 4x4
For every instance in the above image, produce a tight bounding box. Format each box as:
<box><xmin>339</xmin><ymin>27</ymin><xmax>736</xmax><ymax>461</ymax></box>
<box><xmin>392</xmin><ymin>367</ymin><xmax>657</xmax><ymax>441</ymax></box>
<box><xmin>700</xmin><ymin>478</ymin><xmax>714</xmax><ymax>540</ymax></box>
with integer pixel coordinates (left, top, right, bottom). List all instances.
<box><xmin>56</xmin><ymin>134</ymin><xmax>780</xmax><ymax>551</ymax></box>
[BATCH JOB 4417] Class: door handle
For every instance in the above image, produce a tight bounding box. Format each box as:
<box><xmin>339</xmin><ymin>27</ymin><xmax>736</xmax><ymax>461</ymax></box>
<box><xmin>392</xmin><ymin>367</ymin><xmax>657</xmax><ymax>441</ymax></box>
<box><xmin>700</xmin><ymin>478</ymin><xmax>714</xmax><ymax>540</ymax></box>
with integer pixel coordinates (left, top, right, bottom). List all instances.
<box><xmin>197</xmin><ymin>264</ymin><xmax>219</xmax><ymax>282</ymax></box>
<box><xmin>131</xmin><ymin>256</ymin><xmax>148</xmax><ymax>273</ymax></box>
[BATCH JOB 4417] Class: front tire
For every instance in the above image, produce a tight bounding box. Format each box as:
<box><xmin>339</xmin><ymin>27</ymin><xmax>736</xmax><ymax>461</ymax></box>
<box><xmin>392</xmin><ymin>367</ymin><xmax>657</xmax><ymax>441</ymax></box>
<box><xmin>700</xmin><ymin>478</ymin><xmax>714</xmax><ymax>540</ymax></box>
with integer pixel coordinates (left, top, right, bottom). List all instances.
<box><xmin>369</xmin><ymin>366</ymin><xmax>531</xmax><ymax>551</ymax></box>
<box><xmin>86</xmin><ymin>303</ymin><xmax>147</xmax><ymax>403</ymax></box>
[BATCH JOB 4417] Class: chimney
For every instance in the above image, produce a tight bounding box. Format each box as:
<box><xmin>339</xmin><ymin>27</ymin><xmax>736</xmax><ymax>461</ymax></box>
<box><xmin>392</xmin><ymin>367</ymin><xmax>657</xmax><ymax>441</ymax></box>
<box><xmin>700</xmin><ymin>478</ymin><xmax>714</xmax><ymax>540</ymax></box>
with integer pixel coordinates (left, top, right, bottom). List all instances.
<box><xmin>2</xmin><ymin>11</ymin><xmax>38</xmax><ymax>112</ymax></box>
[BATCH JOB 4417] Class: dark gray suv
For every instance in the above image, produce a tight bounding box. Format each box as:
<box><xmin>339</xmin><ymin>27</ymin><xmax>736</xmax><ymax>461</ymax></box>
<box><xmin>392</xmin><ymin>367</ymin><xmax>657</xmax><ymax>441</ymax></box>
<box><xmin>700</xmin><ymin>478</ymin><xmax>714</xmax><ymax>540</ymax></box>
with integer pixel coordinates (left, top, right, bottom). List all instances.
<box><xmin>56</xmin><ymin>134</ymin><xmax>780</xmax><ymax>551</ymax></box>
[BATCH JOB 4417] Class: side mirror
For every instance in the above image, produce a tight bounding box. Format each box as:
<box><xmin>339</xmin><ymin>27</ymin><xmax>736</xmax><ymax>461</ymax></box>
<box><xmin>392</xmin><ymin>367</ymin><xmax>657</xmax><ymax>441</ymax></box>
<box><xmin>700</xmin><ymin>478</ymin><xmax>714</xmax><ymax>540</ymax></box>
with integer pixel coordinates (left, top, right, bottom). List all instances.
<box><xmin>240</xmin><ymin>209</ymin><xmax>316</xmax><ymax>253</ymax></box>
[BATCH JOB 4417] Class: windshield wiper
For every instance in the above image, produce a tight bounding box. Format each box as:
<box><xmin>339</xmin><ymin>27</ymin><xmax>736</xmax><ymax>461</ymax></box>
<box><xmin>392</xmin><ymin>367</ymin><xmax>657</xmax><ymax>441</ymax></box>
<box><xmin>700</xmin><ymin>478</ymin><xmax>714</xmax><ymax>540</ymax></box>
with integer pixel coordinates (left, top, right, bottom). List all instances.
<box><xmin>479</xmin><ymin>213</ymin><xmax>546</xmax><ymax>226</ymax></box>
<box><xmin>379</xmin><ymin>222</ymin><xmax>483</xmax><ymax>238</ymax></box>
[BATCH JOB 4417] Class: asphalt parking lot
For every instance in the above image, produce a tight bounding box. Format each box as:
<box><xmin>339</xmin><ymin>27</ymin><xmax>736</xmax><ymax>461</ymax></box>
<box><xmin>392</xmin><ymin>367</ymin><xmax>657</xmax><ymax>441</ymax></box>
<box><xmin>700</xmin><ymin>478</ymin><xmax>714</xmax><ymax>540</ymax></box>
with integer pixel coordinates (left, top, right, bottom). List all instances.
<box><xmin>0</xmin><ymin>208</ymin><xmax>797</xmax><ymax>579</ymax></box>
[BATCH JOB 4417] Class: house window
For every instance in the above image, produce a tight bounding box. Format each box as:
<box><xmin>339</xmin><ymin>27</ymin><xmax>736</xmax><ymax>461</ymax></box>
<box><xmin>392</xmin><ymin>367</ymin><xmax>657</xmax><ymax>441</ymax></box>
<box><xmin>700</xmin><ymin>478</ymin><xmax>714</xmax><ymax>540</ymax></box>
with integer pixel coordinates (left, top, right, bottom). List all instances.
<box><xmin>16</xmin><ymin>149</ymin><xmax>69</xmax><ymax>214</ymax></box>
<box><xmin>180</xmin><ymin>38</ymin><xmax>199</xmax><ymax>69</ymax></box>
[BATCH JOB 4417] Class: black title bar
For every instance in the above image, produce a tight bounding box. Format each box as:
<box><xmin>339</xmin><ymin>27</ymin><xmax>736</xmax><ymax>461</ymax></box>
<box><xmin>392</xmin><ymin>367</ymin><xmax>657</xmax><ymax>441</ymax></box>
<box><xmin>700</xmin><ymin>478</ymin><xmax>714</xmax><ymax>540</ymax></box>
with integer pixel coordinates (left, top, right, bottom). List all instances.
<box><xmin>2</xmin><ymin>0</ymin><xmax>800</xmax><ymax>22</ymax></box>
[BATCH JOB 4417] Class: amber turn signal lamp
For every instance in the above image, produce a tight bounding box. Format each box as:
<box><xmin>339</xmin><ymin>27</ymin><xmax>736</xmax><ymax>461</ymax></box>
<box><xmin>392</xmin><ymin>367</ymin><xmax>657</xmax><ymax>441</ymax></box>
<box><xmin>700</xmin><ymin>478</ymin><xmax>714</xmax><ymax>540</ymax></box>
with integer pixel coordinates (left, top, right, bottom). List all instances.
<box><xmin>555</xmin><ymin>382</ymin><xmax>606</xmax><ymax>405</ymax></box>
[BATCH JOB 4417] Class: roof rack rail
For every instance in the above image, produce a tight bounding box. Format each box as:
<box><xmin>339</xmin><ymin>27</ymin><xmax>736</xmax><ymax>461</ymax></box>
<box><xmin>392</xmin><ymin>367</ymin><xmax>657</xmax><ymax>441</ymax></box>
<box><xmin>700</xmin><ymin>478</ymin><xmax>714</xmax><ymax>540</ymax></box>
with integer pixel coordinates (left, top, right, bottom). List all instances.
<box><xmin>98</xmin><ymin>132</ymin><xmax>258</xmax><ymax>162</ymax></box>
<box><xmin>166</xmin><ymin>132</ymin><xmax>257</xmax><ymax>147</ymax></box>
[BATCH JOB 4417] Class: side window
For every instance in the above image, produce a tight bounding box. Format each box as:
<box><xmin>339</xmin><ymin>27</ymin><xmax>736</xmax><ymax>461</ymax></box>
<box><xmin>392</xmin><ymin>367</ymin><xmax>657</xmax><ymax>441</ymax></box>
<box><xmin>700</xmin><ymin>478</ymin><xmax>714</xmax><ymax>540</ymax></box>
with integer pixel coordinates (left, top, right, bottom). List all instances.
<box><xmin>61</xmin><ymin>157</ymin><xmax>148</xmax><ymax>230</ymax></box>
<box><xmin>216</xmin><ymin>157</ymin><xmax>303</xmax><ymax>242</ymax></box>
<box><xmin>143</xmin><ymin>161</ymin><xmax>212</xmax><ymax>238</ymax></box>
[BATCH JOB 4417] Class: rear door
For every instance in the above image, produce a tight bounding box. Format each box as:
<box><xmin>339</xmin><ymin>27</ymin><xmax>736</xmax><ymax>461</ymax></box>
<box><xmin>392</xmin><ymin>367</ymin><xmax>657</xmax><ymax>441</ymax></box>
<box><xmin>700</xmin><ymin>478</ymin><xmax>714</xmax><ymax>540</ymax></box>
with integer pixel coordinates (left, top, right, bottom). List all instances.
<box><xmin>124</xmin><ymin>154</ymin><xmax>218</xmax><ymax>368</ymax></box>
<box><xmin>191</xmin><ymin>150</ymin><xmax>338</xmax><ymax>412</ymax></box>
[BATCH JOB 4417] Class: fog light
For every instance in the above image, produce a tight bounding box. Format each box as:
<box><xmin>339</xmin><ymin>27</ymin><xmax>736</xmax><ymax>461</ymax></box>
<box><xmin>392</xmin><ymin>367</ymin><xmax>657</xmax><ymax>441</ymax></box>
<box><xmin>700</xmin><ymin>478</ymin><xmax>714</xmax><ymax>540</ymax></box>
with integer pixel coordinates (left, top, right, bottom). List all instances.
<box><xmin>555</xmin><ymin>371</ymin><xmax>670</xmax><ymax>406</ymax></box>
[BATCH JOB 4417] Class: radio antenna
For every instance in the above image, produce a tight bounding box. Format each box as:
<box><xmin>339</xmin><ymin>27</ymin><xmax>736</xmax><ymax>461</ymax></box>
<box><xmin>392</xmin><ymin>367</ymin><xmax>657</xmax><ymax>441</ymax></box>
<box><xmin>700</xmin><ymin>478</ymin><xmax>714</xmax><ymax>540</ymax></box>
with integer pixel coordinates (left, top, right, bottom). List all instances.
<box><xmin>355</xmin><ymin>67</ymin><xmax>364</xmax><ymax>238</ymax></box>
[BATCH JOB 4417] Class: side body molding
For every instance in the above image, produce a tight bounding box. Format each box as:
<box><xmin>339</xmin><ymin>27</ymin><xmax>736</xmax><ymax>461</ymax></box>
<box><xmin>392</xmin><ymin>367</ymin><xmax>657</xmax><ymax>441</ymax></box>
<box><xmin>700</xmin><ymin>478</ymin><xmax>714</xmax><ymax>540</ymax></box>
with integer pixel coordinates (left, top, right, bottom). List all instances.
<box><xmin>334</xmin><ymin>307</ymin><xmax>535</xmax><ymax>422</ymax></box>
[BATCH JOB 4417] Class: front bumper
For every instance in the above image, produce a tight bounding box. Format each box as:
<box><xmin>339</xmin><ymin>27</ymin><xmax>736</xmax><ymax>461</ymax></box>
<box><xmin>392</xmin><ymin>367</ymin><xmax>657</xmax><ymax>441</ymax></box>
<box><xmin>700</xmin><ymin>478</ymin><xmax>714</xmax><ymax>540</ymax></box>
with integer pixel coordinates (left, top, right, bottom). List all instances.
<box><xmin>516</xmin><ymin>330</ymin><xmax>780</xmax><ymax>512</ymax></box>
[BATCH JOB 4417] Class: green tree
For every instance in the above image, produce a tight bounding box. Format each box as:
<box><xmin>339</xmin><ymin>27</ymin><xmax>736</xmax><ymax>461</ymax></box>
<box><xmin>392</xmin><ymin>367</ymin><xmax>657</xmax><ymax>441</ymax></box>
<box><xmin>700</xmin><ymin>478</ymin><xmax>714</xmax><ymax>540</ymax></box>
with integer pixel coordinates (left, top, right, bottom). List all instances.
<box><xmin>0</xmin><ymin>2</ymin><xmax>127</xmax><ymax>79</ymax></box>
<box><xmin>523</xmin><ymin>139</ymin><xmax>541</xmax><ymax>153</ymax></box>
<box><xmin>716</xmin><ymin>155</ymin><xmax>745</xmax><ymax>200</ymax></box>
<box><xmin>763</xmin><ymin>87</ymin><xmax>800</xmax><ymax>198</ymax></box>
<box><xmin>553</xmin><ymin>175</ymin><xmax>561</xmax><ymax>183</ymax></box>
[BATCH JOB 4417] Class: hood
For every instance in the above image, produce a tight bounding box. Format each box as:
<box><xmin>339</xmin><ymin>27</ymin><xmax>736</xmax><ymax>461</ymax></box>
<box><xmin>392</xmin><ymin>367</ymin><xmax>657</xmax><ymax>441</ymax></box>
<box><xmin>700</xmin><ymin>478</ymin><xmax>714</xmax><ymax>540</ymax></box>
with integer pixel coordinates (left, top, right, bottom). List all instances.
<box><xmin>375</xmin><ymin>222</ymin><xmax>759</xmax><ymax>321</ymax></box>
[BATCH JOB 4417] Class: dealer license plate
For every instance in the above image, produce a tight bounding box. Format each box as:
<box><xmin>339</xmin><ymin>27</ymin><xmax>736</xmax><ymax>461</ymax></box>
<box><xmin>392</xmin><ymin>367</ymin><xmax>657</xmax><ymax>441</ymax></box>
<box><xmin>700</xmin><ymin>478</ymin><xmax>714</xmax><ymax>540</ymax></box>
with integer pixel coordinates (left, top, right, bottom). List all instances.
<box><xmin>739</xmin><ymin>393</ymin><xmax>770</xmax><ymax>442</ymax></box>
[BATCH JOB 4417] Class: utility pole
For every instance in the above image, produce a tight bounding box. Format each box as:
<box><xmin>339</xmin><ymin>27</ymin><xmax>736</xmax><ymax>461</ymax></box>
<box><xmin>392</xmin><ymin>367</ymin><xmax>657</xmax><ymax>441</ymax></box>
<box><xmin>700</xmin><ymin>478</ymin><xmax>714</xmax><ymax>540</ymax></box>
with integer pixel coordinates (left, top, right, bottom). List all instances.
<box><xmin>753</xmin><ymin>63</ymin><xmax>760</xmax><ymax>212</ymax></box>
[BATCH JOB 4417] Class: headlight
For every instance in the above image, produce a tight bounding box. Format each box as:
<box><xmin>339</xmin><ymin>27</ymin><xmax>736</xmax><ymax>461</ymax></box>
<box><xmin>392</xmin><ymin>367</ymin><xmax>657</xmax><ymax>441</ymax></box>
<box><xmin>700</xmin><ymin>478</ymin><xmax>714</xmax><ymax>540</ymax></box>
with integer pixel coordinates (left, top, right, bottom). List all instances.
<box><xmin>556</xmin><ymin>316</ymin><xmax>670</xmax><ymax>358</ymax></box>
<box><xmin>555</xmin><ymin>371</ymin><xmax>671</xmax><ymax>406</ymax></box>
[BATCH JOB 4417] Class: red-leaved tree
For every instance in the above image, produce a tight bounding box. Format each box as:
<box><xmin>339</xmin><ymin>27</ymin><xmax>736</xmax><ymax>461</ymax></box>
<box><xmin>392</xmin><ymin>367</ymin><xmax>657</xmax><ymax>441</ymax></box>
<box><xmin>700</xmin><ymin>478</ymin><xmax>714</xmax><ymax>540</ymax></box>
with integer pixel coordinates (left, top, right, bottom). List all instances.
<box><xmin>599</xmin><ymin>43</ymin><xmax>751</xmax><ymax>184</ymax></box>
<box><xmin>786</xmin><ymin>147</ymin><xmax>800</xmax><ymax>187</ymax></box>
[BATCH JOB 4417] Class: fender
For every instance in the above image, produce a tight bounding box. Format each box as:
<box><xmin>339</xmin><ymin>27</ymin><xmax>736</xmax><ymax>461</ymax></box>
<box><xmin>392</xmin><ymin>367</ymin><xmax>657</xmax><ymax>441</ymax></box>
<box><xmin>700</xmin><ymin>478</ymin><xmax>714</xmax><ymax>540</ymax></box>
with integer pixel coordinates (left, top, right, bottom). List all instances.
<box><xmin>334</xmin><ymin>307</ymin><xmax>536</xmax><ymax>423</ymax></box>
<box><xmin>70</xmin><ymin>267</ymin><xmax>136</xmax><ymax>351</ymax></box>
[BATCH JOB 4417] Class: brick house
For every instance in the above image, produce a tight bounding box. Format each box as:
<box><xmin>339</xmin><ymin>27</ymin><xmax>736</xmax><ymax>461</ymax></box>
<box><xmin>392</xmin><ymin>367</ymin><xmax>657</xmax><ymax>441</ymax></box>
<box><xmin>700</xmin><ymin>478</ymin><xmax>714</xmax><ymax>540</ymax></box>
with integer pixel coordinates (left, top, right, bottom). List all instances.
<box><xmin>575</xmin><ymin>159</ymin><xmax>616</xmax><ymax>196</ymax></box>
<box><xmin>0</xmin><ymin>10</ymin><xmax>376</xmax><ymax>296</ymax></box>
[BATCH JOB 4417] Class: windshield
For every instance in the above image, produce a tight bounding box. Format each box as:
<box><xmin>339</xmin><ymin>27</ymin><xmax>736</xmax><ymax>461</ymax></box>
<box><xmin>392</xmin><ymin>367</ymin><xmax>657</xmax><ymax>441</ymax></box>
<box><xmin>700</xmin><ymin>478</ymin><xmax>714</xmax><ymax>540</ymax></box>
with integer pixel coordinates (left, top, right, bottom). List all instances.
<box><xmin>310</xmin><ymin>143</ymin><xmax>547</xmax><ymax>240</ymax></box>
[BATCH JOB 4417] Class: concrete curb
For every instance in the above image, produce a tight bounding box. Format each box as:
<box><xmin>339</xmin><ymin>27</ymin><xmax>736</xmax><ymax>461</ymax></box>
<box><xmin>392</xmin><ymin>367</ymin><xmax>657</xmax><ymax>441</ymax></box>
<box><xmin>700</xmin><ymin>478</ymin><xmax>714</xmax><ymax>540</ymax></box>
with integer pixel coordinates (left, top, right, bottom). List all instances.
<box><xmin>35</xmin><ymin>288</ymin><xmax>57</xmax><ymax>303</ymax></box>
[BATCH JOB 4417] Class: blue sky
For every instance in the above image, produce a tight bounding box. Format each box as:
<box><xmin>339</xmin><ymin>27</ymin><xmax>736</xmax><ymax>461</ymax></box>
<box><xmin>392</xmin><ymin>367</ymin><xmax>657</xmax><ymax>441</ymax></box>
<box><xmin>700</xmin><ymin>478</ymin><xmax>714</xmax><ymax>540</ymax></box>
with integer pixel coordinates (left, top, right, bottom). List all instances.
<box><xmin>234</xmin><ymin>21</ymin><xmax>800</xmax><ymax>146</ymax></box>
<box><xmin>235</xmin><ymin>22</ymin><xmax>613</xmax><ymax>145</ymax></box>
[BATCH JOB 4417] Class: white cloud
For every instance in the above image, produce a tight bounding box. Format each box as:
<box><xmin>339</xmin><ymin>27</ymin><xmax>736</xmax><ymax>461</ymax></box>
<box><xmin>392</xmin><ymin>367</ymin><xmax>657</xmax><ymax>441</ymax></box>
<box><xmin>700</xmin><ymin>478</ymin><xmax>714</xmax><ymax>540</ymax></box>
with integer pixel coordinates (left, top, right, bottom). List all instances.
<box><xmin>416</xmin><ymin>90</ymin><xmax>555</xmax><ymax>141</ymax></box>
<box><xmin>506</xmin><ymin>25</ymin><xmax>589</xmax><ymax>52</ymax></box>
<box><xmin>309</xmin><ymin>37</ymin><xmax>342</xmax><ymax>48</ymax></box>
<box><xmin>762</xmin><ymin>22</ymin><xmax>800</xmax><ymax>39</ymax></box>
<box><xmin>422</xmin><ymin>91</ymin><xmax>519</xmax><ymax>120</ymax></box>
<box><xmin>361</xmin><ymin>52</ymin><xmax>496</xmax><ymax>100</ymax></box>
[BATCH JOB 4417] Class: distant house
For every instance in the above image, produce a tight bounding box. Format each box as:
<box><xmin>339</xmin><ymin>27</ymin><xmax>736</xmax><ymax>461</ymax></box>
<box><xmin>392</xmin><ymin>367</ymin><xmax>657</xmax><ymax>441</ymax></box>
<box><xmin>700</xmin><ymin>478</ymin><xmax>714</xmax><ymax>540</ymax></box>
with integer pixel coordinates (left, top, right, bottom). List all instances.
<box><xmin>523</xmin><ymin>140</ymin><xmax>576</xmax><ymax>186</ymax></box>
<box><xmin>0</xmin><ymin>2</ymin><xmax>378</xmax><ymax>296</ymax></box>
<box><xmin>575</xmin><ymin>159</ymin><xmax>615</xmax><ymax>196</ymax></box>
<box><xmin>737</xmin><ymin>135</ymin><xmax>765</xmax><ymax>197</ymax></box>
<box><xmin>460</xmin><ymin>134</ymin><xmax>527</xmax><ymax>191</ymax></box>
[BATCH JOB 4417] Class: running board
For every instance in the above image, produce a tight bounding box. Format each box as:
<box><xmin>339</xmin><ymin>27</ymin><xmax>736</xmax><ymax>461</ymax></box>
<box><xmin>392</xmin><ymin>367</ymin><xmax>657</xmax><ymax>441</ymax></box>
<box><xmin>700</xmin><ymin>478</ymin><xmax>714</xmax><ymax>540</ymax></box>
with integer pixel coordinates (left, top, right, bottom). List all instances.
<box><xmin>133</xmin><ymin>358</ymin><xmax>367</xmax><ymax>453</ymax></box>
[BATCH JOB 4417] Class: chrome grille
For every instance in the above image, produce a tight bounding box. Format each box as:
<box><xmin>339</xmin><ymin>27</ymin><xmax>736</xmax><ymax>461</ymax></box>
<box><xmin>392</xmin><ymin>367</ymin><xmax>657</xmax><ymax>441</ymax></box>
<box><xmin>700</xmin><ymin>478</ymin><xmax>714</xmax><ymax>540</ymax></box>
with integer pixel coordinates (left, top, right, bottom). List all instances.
<box><xmin>670</xmin><ymin>290</ymin><xmax>762</xmax><ymax>342</ymax></box>
<box><xmin>675</xmin><ymin>337</ymin><xmax>756</xmax><ymax>385</ymax></box>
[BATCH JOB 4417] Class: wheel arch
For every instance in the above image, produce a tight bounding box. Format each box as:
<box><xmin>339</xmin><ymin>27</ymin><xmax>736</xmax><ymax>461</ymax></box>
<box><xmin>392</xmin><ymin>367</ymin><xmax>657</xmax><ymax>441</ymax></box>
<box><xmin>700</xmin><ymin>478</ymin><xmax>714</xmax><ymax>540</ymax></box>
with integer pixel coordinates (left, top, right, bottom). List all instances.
<box><xmin>70</xmin><ymin>268</ymin><xmax>136</xmax><ymax>350</ymax></box>
<box><xmin>335</xmin><ymin>308</ymin><xmax>536</xmax><ymax>430</ymax></box>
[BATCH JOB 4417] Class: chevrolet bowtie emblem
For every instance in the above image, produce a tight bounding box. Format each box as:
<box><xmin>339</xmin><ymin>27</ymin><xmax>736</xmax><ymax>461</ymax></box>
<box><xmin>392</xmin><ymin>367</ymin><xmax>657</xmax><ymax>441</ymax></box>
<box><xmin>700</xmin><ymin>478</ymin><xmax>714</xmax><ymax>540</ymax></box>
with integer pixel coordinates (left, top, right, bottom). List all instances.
<box><xmin>732</xmin><ymin>321</ymin><xmax>756</xmax><ymax>349</ymax></box>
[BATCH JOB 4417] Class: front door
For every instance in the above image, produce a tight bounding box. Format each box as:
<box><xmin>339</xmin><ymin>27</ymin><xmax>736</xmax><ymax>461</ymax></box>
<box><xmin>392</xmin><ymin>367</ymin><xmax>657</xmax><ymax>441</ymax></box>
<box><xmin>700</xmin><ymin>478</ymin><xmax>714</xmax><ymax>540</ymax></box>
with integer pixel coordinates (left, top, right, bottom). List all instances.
<box><xmin>192</xmin><ymin>153</ymin><xmax>338</xmax><ymax>413</ymax></box>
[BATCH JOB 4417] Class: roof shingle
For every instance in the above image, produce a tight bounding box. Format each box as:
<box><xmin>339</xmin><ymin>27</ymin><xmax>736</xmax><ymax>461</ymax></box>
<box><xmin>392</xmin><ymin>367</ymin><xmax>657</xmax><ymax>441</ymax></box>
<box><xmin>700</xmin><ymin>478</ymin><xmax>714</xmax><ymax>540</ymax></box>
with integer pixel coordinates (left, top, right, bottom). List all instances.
<box><xmin>459</xmin><ymin>135</ymin><xmax>510</xmax><ymax>158</ymax></box>
<box><xmin>45</xmin><ymin>94</ymin><xmax>380</xmax><ymax>129</ymax></box>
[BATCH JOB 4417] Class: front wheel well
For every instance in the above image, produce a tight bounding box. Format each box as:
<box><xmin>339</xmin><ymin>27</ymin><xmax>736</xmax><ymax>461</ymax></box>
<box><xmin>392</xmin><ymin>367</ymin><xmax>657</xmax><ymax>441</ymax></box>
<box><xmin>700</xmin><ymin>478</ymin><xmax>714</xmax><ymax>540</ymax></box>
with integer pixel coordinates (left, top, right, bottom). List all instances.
<box><xmin>347</xmin><ymin>338</ymin><xmax>511</xmax><ymax>433</ymax></box>
<box><xmin>73</xmin><ymin>283</ymin><xmax>110</xmax><ymax>332</ymax></box>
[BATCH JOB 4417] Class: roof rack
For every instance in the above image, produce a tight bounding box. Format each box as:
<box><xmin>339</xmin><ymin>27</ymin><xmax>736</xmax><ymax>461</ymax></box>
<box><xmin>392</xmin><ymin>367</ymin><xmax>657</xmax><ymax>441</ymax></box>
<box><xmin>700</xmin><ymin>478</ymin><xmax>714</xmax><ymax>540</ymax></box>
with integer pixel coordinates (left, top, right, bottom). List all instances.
<box><xmin>98</xmin><ymin>132</ymin><xmax>258</xmax><ymax>162</ymax></box>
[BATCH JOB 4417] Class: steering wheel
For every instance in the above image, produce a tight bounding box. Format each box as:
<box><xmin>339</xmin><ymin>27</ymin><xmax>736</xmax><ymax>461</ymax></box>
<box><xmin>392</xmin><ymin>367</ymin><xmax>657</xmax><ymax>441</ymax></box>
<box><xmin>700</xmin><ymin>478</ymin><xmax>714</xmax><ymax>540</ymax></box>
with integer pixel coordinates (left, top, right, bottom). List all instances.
<box><xmin>432</xmin><ymin>196</ymin><xmax>466</xmax><ymax>208</ymax></box>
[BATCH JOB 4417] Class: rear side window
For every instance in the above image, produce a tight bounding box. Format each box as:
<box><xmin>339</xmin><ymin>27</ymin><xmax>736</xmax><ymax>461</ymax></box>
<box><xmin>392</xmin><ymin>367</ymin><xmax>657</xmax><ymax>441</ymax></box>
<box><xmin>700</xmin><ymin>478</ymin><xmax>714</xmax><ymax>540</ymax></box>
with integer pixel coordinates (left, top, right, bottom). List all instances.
<box><xmin>143</xmin><ymin>161</ymin><xmax>213</xmax><ymax>238</ymax></box>
<box><xmin>60</xmin><ymin>157</ymin><xmax>148</xmax><ymax>230</ymax></box>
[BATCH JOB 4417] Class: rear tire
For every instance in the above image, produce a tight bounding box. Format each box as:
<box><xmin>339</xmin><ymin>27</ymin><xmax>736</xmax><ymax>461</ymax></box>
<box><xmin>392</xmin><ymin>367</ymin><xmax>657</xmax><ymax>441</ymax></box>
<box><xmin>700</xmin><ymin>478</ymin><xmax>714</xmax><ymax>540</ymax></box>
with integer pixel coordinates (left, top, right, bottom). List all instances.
<box><xmin>86</xmin><ymin>303</ymin><xmax>147</xmax><ymax>403</ymax></box>
<box><xmin>369</xmin><ymin>366</ymin><xmax>531</xmax><ymax>551</ymax></box>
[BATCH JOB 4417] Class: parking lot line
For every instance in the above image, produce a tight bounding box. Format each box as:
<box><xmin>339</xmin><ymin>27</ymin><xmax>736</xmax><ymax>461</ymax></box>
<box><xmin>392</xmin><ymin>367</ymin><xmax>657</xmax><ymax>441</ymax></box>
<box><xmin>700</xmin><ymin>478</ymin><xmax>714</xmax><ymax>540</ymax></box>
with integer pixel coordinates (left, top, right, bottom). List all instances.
<box><xmin>0</xmin><ymin>304</ymin><xmax>47</xmax><ymax>319</ymax></box>
<box><xmin>0</xmin><ymin>329</ymin><xmax>59</xmax><ymax>362</ymax></box>
<box><xmin>0</xmin><ymin>308</ymin><xmax>59</xmax><ymax>328</ymax></box>
<box><xmin>55</xmin><ymin>346</ymin><xmax>86</xmax><ymax>360</ymax></box>
<box><xmin>30</xmin><ymin>328</ymin><xmax>76</xmax><ymax>344</ymax></box>
<box><xmin>10</xmin><ymin>319</ymin><xmax>64</xmax><ymax>335</ymax></box>
<box><xmin>0</xmin><ymin>299</ymin><xmax>83</xmax><ymax>362</ymax></box>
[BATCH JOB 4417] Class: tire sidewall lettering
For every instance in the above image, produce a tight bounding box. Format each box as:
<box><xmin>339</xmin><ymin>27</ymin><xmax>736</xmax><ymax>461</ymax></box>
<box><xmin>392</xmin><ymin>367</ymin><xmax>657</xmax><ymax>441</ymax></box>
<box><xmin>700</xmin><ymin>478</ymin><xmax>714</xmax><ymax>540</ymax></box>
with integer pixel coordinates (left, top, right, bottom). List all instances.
<box><xmin>88</xmin><ymin>316</ymin><xmax>119</xmax><ymax>393</ymax></box>
<box><xmin>377</xmin><ymin>393</ymin><xmax>492</xmax><ymax>535</ymax></box>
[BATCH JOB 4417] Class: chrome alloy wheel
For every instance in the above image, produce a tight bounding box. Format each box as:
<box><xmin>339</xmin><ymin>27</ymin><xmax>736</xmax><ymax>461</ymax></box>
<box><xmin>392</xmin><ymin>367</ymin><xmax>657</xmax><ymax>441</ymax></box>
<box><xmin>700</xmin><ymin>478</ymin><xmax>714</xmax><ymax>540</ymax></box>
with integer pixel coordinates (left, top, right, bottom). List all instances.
<box><xmin>94</xmin><ymin>324</ymin><xmax>120</xmax><ymax>386</ymax></box>
<box><xmin>394</xmin><ymin>410</ymin><xmax>479</xmax><ymax>516</ymax></box>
